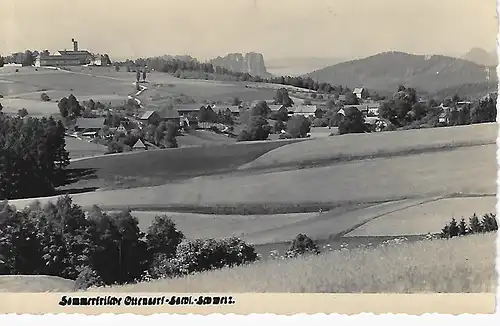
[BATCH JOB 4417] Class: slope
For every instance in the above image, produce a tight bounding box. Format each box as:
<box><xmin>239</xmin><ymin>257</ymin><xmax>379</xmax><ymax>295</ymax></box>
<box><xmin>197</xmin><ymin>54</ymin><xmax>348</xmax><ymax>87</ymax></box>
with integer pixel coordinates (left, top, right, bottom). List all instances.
<box><xmin>302</xmin><ymin>51</ymin><xmax>496</xmax><ymax>94</ymax></box>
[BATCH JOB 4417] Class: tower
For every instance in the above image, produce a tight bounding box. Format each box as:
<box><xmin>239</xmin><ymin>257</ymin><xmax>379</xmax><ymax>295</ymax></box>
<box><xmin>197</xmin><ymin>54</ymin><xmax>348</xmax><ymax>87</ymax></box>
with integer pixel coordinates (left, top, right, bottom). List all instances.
<box><xmin>72</xmin><ymin>38</ymin><xmax>78</xmax><ymax>52</ymax></box>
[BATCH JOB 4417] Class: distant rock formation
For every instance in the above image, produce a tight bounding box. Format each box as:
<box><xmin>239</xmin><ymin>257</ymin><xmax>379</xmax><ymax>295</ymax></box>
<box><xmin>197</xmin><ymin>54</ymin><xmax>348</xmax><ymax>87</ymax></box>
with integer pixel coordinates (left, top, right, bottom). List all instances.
<box><xmin>210</xmin><ymin>52</ymin><xmax>271</xmax><ymax>77</ymax></box>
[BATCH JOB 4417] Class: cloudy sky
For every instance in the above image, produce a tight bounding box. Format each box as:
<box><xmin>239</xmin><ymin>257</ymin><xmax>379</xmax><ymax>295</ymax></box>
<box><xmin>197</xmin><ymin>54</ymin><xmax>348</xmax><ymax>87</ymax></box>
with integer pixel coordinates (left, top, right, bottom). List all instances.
<box><xmin>1</xmin><ymin>0</ymin><xmax>497</xmax><ymax>60</ymax></box>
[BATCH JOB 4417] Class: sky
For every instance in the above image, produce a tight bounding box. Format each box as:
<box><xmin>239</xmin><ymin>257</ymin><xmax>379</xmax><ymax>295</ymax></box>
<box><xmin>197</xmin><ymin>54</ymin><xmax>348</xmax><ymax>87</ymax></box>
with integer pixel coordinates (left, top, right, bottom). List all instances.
<box><xmin>0</xmin><ymin>0</ymin><xmax>498</xmax><ymax>61</ymax></box>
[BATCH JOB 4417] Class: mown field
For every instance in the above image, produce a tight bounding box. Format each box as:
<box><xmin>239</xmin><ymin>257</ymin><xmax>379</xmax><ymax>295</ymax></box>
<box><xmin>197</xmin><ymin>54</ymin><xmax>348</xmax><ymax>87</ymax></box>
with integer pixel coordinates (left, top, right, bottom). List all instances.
<box><xmin>80</xmin><ymin>67</ymin><xmax>277</xmax><ymax>103</ymax></box>
<box><xmin>240</xmin><ymin>123</ymin><xmax>498</xmax><ymax>170</ymax></box>
<box><xmin>10</xmin><ymin>143</ymin><xmax>496</xmax><ymax>217</ymax></box>
<box><xmin>345</xmin><ymin>196</ymin><xmax>497</xmax><ymax>237</ymax></box>
<box><xmin>62</xmin><ymin>139</ymin><xmax>301</xmax><ymax>190</ymax></box>
<box><xmin>91</xmin><ymin>232</ymin><xmax>496</xmax><ymax>293</ymax></box>
<box><xmin>64</xmin><ymin>136</ymin><xmax>108</xmax><ymax>160</ymax></box>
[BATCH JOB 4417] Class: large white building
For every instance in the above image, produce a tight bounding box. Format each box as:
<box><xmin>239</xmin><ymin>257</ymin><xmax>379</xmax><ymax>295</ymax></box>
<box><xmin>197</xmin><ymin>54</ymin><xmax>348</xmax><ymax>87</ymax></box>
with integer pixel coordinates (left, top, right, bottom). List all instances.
<box><xmin>35</xmin><ymin>39</ymin><xmax>95</xmax><ymax>67</ymax></box>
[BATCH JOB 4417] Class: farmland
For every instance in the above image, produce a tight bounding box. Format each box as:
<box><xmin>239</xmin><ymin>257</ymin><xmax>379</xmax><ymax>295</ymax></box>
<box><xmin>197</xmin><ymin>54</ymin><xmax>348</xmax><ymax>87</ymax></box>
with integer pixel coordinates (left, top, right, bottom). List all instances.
<box><xmin>0</xmin><ymin>65</ymin><xmax>497</xmax><ymax>294</ymax></box>
<box><xmin>9</xmin><ymin>140</ymin><xmax>496</xmax><ymax>246</ymax></box>
<box><xmin>64</xmin><ymin>136</ymin><xmax>108</xmax><ymax>160</ymax></box>
<box><xmin>92</xmin><ymin>232</ymin><xmax>496</xmax><ymax>293</ymax></box>
<box><xmin>61</xmin><ymin>138</ymin><xmax>301</xmax><ymax>190</ymax></box>
<box><xmin>240</xmin><ymin>123</ymin><xmax>497</xmax><ymax>170</ymax></box>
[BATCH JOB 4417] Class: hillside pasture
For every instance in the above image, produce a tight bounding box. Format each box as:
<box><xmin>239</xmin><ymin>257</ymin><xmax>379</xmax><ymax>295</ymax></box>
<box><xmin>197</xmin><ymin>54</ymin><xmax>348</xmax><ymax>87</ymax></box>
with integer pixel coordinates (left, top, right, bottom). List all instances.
<box><xmin>91</xmin><ymin>232</ymin><xmax>496</xmax><ymax>293</ymax></box>
<box><xmin>110</xmin><ymin>198</ymin><xmax>432</xmax><ymax>245</ymax></box>
<box><xmin>59</xmin><ymin>139</ymin><xmax>300</xmax><ymax>190</ymax></box>
<box><xmin>0</xmin><ymin>98</ymin><xmax>60</xmax><ymax>117</ymax></box>
<box><xmin>345</xmin><ymin>196</ymin><xmax>497</xmax><ymax>237</ymax></box>
<box><xmin>240</xmin><ymin>123</ymin><xmax>497</xmax><ymax>170</ymax></box>
<box><xmin>64</xmin><ymin>136</ymin><xmax>108</xmax><ymax>160</ymax></box>
<box><xmin>106</xmin><ymin>210</ymin><xmax>319</xmax><ymax>244</ymax></box>
<box><xmin>1</xmin><ymin>69</ymin><xmax>135</xmax><ymax>99</ymax></box>
<box><xmin>102</xmin><ymin>195</ymin><xmax>493</xmax><ymax>248</ymax></box>
<box><xmin>177</xmin><ymin>130</ymin><xmax>237</xmax><ymax>147</ymax></box>
<box><xmin>9</xmin><ymin>143</ymin><xmax>496</xmax><ymax>213</ymax></box>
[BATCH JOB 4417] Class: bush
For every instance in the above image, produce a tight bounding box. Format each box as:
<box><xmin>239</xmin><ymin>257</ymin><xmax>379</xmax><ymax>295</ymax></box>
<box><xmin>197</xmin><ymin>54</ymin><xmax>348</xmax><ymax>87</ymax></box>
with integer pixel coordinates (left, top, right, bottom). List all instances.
<box><xmin>285</xmin><ymin>233</ymin><xmax>321</xmax><ymax>258</ymax></box>
<box><xmin>173</xmin><ymin>237</ymin><xmax>258</xmax><ymax>275</ymax></box>
<box><xmin>75</xmin><ymin>266</ymin><xmax>104</xmax><ymax>291</ymax></box>
<box><xmin>40</xmin><ymin>93</ymin><xmax>51</xmax><ymax>102</ymax></box>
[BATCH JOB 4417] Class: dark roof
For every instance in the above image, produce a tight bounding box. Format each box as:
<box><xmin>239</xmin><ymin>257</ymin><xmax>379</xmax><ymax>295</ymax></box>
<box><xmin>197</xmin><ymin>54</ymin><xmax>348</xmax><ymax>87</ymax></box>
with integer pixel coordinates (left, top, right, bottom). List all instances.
<box><xmin>159</xmin><ymin>107</ymin><xmax>180</xmax><ymax>119</ymax></box>
<box><xmin>74</xmin><ymin>118</ymin><xmax>105</xmax><ymax>129</ymax></box>
<box><xmin>176</xmin><ymin>104</ymin><xmax>203</xmax><ymax>112</ymax></box>
<box><xmin>344</xmin><ymin>104</ymin><xmax>368</xmax><ymax>111</ymax></box>
<box><xmin>57</xmin><ymin>50</ymin><xmax>92</xmax><ymax>56</ymax></box>
<box><xmin>40</xmin><ymin>54</ymin><xmax>81</xmax><ymax>61</ymax></box>
<box><xmin>214</xmin><ymin>105</ymin><xmax>242</xmax><ymax>113</ymax></box>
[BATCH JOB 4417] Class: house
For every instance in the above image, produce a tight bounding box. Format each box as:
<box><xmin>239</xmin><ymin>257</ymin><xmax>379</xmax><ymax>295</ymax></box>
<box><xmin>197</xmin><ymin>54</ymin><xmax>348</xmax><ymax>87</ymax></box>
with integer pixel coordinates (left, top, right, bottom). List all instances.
<box><xmin>250</xmin><ymin>100</ymin><xmax>274</xmax><ymax>108</ymax></box>
<box><xmin>438</xmin><ymin>111</ymin><xmax>449</xmax><ymax>125</ymax></box>
<box><xmin>139</xmin><ymin>110</ymin><xmax>161</xmax><ymax>125</ymax></box>
<box><xmin>176</xmin><ymin>104</ymin><xmax>202</xmax><ymax>117</ymax></box>
<box><xmin>290</xmin><ymin>105</ymin><xmax>318</xmax><ymax>118</ymax></box>
<box><xmin>366</xmin><ymin>102</ymin><xmax>381</xmax><ymax>117</ymax></box>
<box><xmin>353</xmin><ymin>87</ymin><xmax>368</xmax><ymax>99</ymax></box>
<box><xmin>73</xmin><ymin>117</ymin><xmax>106</xmax><ymax>133</ymax></box>
<box><xmin>116</xmin><ymin>123</ymin><xmax>127</xmax><ymax>133</ymax></box>
<box><xmin>213</xmin><ymin>105</ymin><xmax>242</xmax><ymax>117</ymax></box>
<box><xmin>268</xmin><ymin>104</ymin><xmax>285</xmax><ymax>112</ymax></box>
<box><xmin>337</xmin><ymin>106</ymin><xmax>366</xmax><ymax>117</ymax></box>
<box><xmin>343</xmin><ymin>104</ymin><xmax>368</xmax><ymax>115</ymax></box>
<box><xmin>159</xmin><ymin>107</ymin><xmax>181</xmax><ymax>126</ymax></box>
<box><xmin>338</xmin><ymin>94</ymin><xmax>347</xmax><ymax>102</ymax></box>
<box><xmin>81</xmin><ymin>131</ymin><xmax>98</xmax><ymax>139</ymax></box>
<box><xmin>132</xmin><ymin>139</ymin><xmax>147</xmax><ymax>151</ymax></box>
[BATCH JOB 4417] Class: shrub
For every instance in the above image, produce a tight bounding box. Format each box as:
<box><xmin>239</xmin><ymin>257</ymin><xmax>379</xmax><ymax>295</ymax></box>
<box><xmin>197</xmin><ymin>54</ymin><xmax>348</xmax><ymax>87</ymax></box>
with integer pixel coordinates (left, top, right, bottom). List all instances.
<box><xmin>74</xmin><ymin>266</ymin><xmax>104</xmax><ymax>291</ymax></box>
<box><xmin>173</xmin><ymin>237</ymin><xmax>258</xmax><ymax>275</ymax></box>
<box><xmin>285</xmin><ymin>233</ymin><xmax>321</xmax><ymax>258</ymax></box>
<box><xmin>40</xmin><ymin>93</ymin><xmax>51</xmax><ymax>102</ymax></box>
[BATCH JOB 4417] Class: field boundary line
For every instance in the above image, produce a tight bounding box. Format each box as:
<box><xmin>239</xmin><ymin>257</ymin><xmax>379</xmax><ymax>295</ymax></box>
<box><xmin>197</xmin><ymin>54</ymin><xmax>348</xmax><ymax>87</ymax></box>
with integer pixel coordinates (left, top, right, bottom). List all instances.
<box><xmin>239</xmin><ymin>141</ymin><xmax>496</xmax><ymax>172</ymax></box>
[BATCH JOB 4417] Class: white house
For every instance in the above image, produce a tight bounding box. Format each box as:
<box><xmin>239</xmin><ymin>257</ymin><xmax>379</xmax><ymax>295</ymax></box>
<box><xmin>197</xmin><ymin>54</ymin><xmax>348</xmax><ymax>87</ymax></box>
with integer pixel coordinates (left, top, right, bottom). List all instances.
<box><xmin>290</xmin><ymin>105</ymin><xmax>317</xmax><ymax>118</ymax></box>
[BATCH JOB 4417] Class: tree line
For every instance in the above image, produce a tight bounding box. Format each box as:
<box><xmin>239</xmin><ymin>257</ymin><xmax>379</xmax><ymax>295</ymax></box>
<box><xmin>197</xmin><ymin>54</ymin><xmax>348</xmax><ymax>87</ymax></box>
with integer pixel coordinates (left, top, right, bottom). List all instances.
<box><xmin>0</xmin><ymin>196</ymin><xmax>258</xmax><ymax>289</ymax></box>
<box><xmin>0</xmin><ymin>111</ymin><xmax>69</xmax><ymax>200</ymax></box>
<box><xmin>116</xmin><ymin>56</ymin><xmax>353</xmax><ymax>95</ymax></box>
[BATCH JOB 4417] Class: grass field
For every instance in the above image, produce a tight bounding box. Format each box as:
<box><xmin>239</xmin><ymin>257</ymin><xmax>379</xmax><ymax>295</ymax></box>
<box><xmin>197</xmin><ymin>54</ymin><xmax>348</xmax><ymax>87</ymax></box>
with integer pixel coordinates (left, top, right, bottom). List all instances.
<box><xmin>62</xmin><ymin>139</ymin><xmax>300</xmax><ymax>190</ymax></box>
<box><xmin>240</xmin><ymin>123</ymin><xmax>497</xmax><ymax>170</ymax></box>
<box><xmin>107</xmin><ymin>210</ymin><xmax>319</xmax><ymax>243</ymax></box>
<box><xmin>9</xmin><ymin>143</ymin><xmax>496</xmax><ymax>225</ymax></box>
<box><xmin>345</xmin><ymin>196</ymin><xmax>497</xmax><ymax>237</ymax></box>
<box><xmin>0</xmin><ymin>275</ymin><xmax>76</xmax><ymax>293</ymax></box>
<box><xmin>64</xmin><ymin>136</ymin><xmax>108</xmax><ymax>160</ymax></box>
<box><xmin>81</xmin><ymin>67</ymin><xmax>277</xmax><ymax>103</ymax></box>
<box><xmin>90</xmin><ymin>232</ymin><xmax>496</xmax><ymax>293</ymax></box>
<box><xmin>177</xmin><ymin>130</ymin><xmax>237</xmax><ymax>147</ymax></box>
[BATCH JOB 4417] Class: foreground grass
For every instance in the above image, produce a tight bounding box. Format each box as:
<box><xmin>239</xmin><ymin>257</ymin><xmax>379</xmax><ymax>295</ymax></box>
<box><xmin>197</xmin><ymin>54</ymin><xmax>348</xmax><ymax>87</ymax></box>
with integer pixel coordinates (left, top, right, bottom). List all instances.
<box><xmin>93</xmin><ymin>233</ymin><xmax>496</xmax><ymax>293</ymax></box>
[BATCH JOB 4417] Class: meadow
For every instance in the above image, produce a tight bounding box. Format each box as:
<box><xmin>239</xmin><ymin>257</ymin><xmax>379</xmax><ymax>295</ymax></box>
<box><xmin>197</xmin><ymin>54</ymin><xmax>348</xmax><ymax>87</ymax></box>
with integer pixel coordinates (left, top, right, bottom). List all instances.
<box><xmin>63</xmin><ymin>139</ymin><xmax>300</xmax><ymax>190</ymax></box>
<box><xmin>10</xmin><ymin>144</ymin><xmax>496</xmax><ymax>224</ymax></box>
<box><xmin>240</xmin><ymin>123</ymin><xmax>497</xmax><ymax>170</ymax></box>
<box><xmin>345</xmin><ymin>196</ymin><xmax>497</xmax><ymax>237</ymax></box>
<box><xmin>91</xmin><ymin>232</ymin><xmax>496</xmax><ymax>293</ymax></box>
<box><xmin>64</xmin><ymin>136</ymin><xmax>108</xmax><ymax>160</ymax></box>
